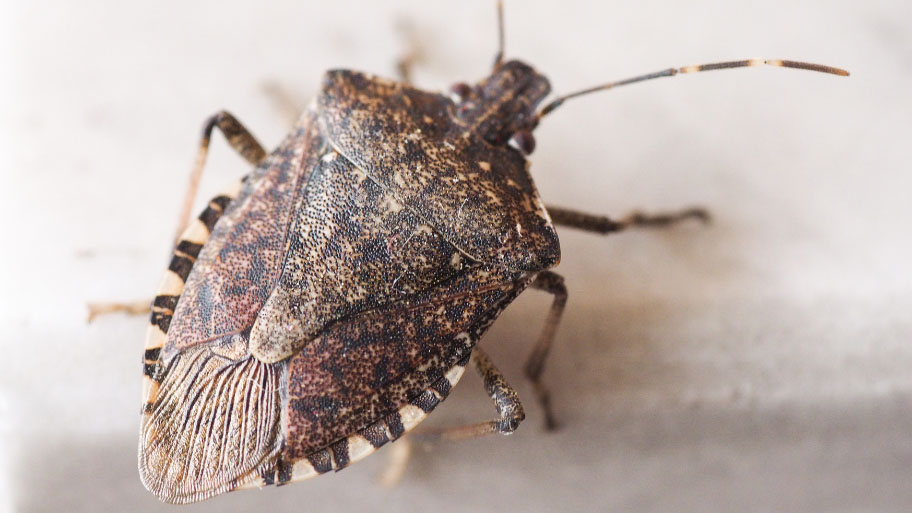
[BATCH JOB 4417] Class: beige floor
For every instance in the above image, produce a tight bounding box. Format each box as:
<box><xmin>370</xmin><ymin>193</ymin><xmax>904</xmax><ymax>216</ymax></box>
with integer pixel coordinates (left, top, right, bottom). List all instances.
<box><xmin>3</xmin><ymin>0</ymin><xmax>911</xmax><ymax>511</ymax></box>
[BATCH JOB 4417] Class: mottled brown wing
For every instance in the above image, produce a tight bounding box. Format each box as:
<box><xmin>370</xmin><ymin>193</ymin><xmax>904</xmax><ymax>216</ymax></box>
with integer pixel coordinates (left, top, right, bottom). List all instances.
<box><xmin>248</xmin><ymin>148</ymin><xmax>490</xmax><ymax>363</ymax></box>
<box><xmin>316</xmin><ymin>70</ymin><xmax>560</xmax><ymax>271</ymax></box>
<box><xmin>282</xmin><ymin>262</ymin><xmax>529</xmax><ymax>460</ymax></box>
<box><xmin>163</xmin><ymin>110</ymin><xmax>325</xmax><ymax>357</ymax></box>
<box><xmin>139</xmin><ymin>111</ymin><xmax>324</xmax><ymax>503</ymax></box>
<box><xmin>141</xmin><ymin>262</ymin><xmax>526</xmax><ymax>503</ymax></box>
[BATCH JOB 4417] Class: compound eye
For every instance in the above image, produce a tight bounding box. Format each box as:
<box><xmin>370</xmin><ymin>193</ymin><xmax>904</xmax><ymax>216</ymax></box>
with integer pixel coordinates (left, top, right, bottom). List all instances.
<box><xmin>449</xmin><ymin>82</ymin><xmax>472</xmax><ymax>103</ymax></box>
<box><xmin>508</xmin><ymin>130</ymin><xmax>536</xmax><ymax>155</ymax></box>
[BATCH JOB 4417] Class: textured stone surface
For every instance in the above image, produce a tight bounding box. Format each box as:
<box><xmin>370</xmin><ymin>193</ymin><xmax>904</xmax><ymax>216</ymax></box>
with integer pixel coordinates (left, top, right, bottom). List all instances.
<box><xmin>3</xmin><ymin>0</ymin><xmax>910</xmax><ymax>511</ymax></box>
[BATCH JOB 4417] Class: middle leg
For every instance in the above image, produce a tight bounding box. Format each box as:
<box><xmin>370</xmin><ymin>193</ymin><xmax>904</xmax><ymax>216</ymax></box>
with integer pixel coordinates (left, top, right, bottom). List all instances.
<box><xmin>547</xmin><ymin>205</ymin><xmax>710</xmax><ymax>235</ymax></box>
<box><xmin>523</xmin><ymin>270</ymin><xmax>568</xmax><ymax>431</ymax></box>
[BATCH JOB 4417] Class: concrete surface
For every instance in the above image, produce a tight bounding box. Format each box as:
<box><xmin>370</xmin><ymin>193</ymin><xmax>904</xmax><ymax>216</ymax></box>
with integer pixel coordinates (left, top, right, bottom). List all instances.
<box><xmin>2</xmin><ymin>0</ymin><xmax>910</xmax><ymax>511</ymax></box>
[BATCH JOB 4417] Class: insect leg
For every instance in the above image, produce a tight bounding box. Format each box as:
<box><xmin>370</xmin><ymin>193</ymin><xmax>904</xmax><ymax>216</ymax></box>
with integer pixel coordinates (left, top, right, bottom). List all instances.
<box><xmin>524</xmin><ymin>270</ymin><xmax>567</xmax><ymax>430</ymax></box>
<box><xmin>376</xmin><ymin>436</ymin><xmax>413</xmax><ymax>487</ymax></box>
<box><xmin>394</xmin><ymin>18</ymin><xmax>422</xmax><ymax>84</ymax></box>
<box><xmin>175</xmin><ymin>111</ymin><xmax>267</xmax><ymax>241</ymax></box>
<box><xmin>412</xmin><ymin>346</ymin><xmax>526</xmax><ymax>441</ymax></box>
<box><xmin>261</xmin><ymin>81</ymin><xmax>304</xmax><ymax>128</ymax></box>
<box><xmin>377</xmin><ymin>347</ymin><xmax>523</xmax><ymax>483</ymax></box>
<box><xmin>546</xmin><ymin>205</ymin><xmax>710</xmax><ymax>235</ymax></box>
<box><xmin>86</xmin><ymin>299</ymin><xmax>152</xmax><ymax>322</ymax></box>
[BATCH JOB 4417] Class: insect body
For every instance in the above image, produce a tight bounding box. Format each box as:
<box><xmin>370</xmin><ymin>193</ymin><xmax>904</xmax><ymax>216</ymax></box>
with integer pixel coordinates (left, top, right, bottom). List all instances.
<box><xmin>140</xmin><ymin>60</ymin><xmax>562</xmax><ymax>503</ymax></box>
<box><xmin>137</xmin><ymin>4</ymin><xmax>846</xmax><ymax>504</ymax></box>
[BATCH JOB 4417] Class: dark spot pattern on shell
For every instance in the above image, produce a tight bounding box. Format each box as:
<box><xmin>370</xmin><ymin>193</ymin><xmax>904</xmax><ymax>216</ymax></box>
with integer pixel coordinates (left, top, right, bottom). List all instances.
<box><xmin>249</xmin><ymin>152</ymin><xmax>481</xmax><ymax>362</ymax></box>
<box><xmin>143</xmin><ymin>56</ymin><xmax>565</xmax><ymax>504</ymax></box>
<box><xmin>164</xmin><ymin>112</ymin><xmax>323</xmax><ymax>358</ymax></box>
<box><xmin>317</xmin><ymin>64</ymin><xmax>560</xmax><ymax>272</ymax></box>
<box><xmin>283</xmin><ymin>263</ymin><xmax>525</xmax><ymax>459</ymax></box>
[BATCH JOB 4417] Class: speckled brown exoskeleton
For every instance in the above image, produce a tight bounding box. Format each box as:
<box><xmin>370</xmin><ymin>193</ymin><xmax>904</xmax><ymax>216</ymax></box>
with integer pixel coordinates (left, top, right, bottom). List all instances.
<box><xmin>130</xmin><ymin>2</ymin><xmax>848</xmax><ymax>504</ymax></box>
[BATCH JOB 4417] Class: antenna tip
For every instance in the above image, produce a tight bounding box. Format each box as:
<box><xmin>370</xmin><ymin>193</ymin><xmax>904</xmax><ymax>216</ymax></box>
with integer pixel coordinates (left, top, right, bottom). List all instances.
<box><xmin>766</xmin><ymin>59</ymin><xmax>850</xmax><ymax>77</ymax></box>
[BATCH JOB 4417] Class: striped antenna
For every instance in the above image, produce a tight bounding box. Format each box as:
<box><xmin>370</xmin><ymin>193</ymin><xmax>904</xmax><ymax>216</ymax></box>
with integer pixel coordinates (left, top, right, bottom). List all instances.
<box><xmin>537</xmin><ymin>59</ymin><xmax>850</xmax><ymax>119</ymax></box>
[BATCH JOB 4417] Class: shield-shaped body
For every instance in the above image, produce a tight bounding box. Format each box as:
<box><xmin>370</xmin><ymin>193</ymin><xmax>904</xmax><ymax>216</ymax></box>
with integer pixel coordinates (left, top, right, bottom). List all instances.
<box><xmin>139</xmin><ymin>64</ymin><xmax>560</xmax><ymax>504</ymax></box>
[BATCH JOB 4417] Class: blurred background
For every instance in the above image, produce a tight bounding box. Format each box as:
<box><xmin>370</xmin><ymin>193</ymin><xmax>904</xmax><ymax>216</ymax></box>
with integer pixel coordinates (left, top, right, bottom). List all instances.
<box><xmin>2</xmin><ymin>0</ymin><xmax>910</xmax><ymax>511</ymax></box>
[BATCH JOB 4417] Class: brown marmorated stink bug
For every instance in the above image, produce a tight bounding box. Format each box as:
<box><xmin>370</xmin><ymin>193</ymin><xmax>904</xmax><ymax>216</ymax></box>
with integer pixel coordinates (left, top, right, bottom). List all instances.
<box><xmin>128</xmin><ymin>2</ymin><xmax>847</xmax><ymax>504</ymax></box>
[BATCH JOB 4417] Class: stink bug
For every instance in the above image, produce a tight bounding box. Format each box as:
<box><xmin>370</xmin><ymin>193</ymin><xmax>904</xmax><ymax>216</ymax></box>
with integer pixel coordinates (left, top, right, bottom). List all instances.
<box><xmin>135</xmin><ymin>1</ymin><xmax>847</xmax><ymax>504</ymax></box>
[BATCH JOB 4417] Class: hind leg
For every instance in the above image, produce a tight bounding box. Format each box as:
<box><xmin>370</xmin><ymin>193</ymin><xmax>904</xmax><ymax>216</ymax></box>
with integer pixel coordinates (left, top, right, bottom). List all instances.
<box><xmin>377</xmin><ymin>347</ymin><xmax>524</xmax><ymax>485</ymax></box>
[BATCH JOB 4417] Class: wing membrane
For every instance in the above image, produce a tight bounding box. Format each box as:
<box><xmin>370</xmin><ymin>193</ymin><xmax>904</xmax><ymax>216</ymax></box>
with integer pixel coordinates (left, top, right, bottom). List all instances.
<box><xmin>139</xmin><ymin>346</ymin><xmax>283</xmax><ymax>504</ymax></box>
